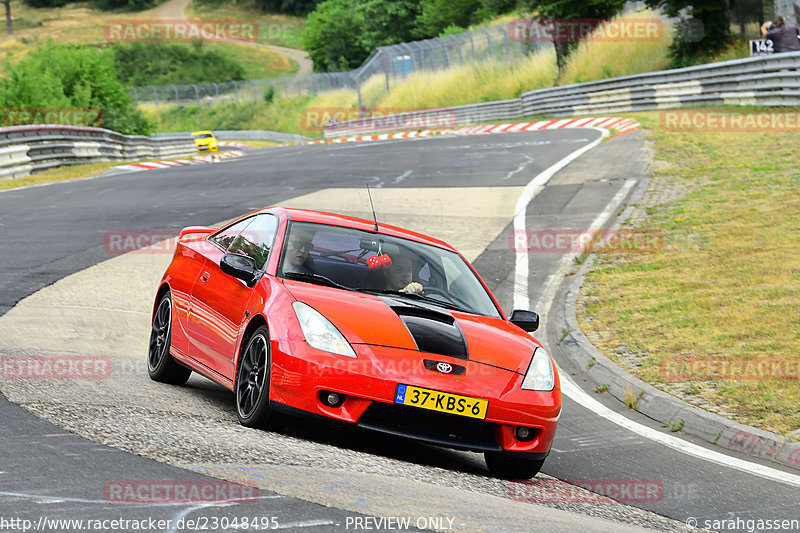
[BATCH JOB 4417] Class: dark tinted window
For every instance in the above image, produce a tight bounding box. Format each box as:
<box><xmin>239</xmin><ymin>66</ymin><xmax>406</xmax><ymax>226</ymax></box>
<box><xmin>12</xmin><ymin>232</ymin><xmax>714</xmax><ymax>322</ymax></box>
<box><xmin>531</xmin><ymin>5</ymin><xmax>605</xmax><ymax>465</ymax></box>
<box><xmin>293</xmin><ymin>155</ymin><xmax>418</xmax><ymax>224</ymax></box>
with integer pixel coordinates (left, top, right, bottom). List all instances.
<box><xmin>210</xmin><ymin>215</ymin><xmax>278</xmax><ymax>270</ymax></box>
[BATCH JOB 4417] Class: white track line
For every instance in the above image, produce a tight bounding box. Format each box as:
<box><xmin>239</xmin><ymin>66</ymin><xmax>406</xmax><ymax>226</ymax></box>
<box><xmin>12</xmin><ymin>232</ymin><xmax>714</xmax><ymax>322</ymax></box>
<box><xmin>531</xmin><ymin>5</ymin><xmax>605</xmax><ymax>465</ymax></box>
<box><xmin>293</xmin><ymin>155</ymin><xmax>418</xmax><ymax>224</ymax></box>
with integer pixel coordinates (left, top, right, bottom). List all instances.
<box><xmin>513</xmin><ymin>127</ymin><xmax>800</xmax><ymax>489</ymax></box>
<box><xmin>512</xmin><ymin>128</ymin><xmax>609</xmax><ymax>310</ymax></box>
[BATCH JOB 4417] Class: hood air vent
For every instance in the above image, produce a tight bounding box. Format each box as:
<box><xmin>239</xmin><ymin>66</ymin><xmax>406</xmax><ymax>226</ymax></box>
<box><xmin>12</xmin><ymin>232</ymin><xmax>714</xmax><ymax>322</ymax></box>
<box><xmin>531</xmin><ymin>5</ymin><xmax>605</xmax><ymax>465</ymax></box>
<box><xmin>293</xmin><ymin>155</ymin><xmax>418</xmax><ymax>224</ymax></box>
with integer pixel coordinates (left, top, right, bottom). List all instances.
<box><xmin>390</xmin><ymin>304</ymin><xmax>468</xmax><ymax>359</ymax></box>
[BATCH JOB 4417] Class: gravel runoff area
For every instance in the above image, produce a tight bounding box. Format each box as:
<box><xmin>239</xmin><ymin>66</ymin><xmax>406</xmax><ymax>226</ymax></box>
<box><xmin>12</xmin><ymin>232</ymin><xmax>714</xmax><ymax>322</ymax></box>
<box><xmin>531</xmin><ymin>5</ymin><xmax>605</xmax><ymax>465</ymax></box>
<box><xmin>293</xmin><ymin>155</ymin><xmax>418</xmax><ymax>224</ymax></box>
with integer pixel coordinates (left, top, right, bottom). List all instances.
<box><xmin>0</xmin><ymin>187</ymin><xmax>695</xmax><ymax>533</ymax></box>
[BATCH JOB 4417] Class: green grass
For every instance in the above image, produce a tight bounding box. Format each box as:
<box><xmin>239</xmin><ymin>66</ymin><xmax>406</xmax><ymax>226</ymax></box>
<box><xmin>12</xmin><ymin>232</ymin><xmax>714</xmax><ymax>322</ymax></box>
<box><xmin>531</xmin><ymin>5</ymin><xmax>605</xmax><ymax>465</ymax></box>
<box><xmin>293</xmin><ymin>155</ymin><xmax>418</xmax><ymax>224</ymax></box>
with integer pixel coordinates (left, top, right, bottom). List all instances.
<box><xmin>579</xmin><ymin>109</ymin><xmax>800</xmax><ymax>438</ymax></box>
<box><xmin>143</xmin><ymin>95</ymin><xmax>318</xmax><ymax>137</ymax></box>
<box><xmin>558</xmin><ymin>9</ymin><xmax>673</xmax><ymax>85</ymax></box>
<box><xmin>0</xmin><ymin>0</ymin><xmax>298</xmax><ymax>79</ymax></box>
<box><xmin>187</xmin><ymin>0</ymin><xmax>306</xmax><ymax>49</ymax></box>
<box><xmin>0</xmin><ymin>161</ymin><xmax>123</xmax><ymax>191</ymax></box>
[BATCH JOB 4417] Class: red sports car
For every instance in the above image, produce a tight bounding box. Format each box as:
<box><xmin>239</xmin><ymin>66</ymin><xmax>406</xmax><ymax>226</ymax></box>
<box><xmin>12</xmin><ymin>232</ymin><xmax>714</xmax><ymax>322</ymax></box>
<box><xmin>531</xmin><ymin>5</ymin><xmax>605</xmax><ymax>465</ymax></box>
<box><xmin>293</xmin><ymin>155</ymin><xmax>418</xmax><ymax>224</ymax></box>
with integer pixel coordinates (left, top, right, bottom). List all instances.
<box><xmin>148</xmin><ymin>207</ymin><xmax>560</xmax><ymax>478</ymax></box>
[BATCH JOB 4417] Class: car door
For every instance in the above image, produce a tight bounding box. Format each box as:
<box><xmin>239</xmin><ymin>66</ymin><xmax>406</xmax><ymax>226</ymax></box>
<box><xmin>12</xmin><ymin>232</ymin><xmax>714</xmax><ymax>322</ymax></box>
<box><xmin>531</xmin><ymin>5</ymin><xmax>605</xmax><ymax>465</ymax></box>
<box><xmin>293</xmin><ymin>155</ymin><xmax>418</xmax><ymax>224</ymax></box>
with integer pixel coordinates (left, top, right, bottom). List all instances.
<box><xmin>187</xmin><ymin>214</ymin><xmax>278</xmax><ymax>383</ymax></box>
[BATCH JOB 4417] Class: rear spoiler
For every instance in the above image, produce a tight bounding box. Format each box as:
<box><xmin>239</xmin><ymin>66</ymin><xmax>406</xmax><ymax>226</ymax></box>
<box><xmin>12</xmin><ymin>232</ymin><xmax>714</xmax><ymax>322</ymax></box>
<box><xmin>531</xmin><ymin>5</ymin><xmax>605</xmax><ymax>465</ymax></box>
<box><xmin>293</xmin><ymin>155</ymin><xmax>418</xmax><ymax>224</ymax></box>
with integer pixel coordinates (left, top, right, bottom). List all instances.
<box><xmin>178</xmin><ymin>226</ymin><xmax>217</xmax><ymax>241</ymax></box>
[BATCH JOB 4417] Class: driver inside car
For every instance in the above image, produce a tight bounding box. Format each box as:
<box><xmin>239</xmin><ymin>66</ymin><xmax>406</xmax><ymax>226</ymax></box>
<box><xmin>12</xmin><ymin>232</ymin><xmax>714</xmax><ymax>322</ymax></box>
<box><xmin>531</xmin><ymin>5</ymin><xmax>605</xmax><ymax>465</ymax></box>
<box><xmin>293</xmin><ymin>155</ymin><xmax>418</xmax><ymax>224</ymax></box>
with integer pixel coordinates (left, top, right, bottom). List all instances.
<box><xmin>384</xmin><ymin>253</ymin><xmax>423</xmax><ymax>294</ymax></box>
<box><xmin>284</xmin><ymin>228</ymin><xmax>316</xmax><ymax>274</ymax></box>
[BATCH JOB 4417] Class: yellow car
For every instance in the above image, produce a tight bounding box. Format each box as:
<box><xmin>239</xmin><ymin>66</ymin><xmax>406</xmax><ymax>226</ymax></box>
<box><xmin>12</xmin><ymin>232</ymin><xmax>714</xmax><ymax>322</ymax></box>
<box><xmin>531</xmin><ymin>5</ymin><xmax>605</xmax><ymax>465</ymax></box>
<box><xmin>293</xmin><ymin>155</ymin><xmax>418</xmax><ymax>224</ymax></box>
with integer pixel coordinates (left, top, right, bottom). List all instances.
<box><xmin>192</xmin><ymin>130</ymin><xmax>219</xmax><ymax>152</ymax></box>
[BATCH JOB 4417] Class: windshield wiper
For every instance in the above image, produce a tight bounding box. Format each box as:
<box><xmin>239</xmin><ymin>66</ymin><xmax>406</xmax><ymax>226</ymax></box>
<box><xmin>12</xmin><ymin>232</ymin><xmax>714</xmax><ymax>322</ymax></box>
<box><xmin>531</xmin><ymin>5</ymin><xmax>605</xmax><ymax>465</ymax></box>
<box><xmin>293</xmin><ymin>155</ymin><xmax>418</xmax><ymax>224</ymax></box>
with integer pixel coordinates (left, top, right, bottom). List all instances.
<box><xmin>360</xmin><ymin>288</ymin><xmax>472</xmax><ymax>314</ymax></box>
<box><xmin>283</xmin><ymin>272</ymin><xmax>352</xmax><ymax>291</ymax></box>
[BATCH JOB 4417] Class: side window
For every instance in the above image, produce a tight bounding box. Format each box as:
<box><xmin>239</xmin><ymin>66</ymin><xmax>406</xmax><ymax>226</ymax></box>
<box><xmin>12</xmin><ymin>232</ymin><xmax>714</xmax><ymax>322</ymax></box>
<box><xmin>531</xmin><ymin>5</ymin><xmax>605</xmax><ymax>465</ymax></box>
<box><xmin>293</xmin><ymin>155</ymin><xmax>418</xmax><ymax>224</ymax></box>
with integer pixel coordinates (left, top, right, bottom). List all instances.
<box><xmin>226</xmin><ymin>215</ymin><xmax>278</xmax><ymax>270</ymax></box>
<box><xmin>209</xmin><ymin>217</ymin><xmax>253</xmax><ymax>251</ymax></box>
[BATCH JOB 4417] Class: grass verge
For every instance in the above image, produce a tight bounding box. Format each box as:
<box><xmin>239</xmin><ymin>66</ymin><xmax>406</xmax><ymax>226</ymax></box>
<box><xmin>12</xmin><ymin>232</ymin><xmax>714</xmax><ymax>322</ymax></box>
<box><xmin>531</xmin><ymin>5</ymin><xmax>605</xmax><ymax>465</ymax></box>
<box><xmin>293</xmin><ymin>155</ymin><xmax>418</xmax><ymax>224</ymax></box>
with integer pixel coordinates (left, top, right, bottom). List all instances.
<box><xmin>0</xmin><ymin>161</ymin><xmax>123</xmax><ymax>191</ymax></box>
<box><xmin>578</xmin><ymin>109</ymin><xmax>800</xmax><ymax>439</ymax></box>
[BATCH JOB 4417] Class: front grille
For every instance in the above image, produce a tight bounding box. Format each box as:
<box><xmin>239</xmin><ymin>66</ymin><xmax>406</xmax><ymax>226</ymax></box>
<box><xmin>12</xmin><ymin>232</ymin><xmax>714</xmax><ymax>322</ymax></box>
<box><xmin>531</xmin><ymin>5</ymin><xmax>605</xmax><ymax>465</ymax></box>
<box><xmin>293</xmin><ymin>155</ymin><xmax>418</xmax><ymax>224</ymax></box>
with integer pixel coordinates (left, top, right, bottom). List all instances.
<box><xmin>357</xmin><ymin>401</ymin><xmax>501</xmax><ymax>452</ymax></box>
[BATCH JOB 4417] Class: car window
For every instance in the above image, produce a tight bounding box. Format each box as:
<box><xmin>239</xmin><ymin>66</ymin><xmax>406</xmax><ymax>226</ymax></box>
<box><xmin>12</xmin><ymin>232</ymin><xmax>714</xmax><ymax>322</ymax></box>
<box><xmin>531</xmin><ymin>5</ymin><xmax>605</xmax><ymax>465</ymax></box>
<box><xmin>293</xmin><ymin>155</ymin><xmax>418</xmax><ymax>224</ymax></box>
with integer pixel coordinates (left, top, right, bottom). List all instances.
<box><xmin>209</xmin><ymin>214</ymin><xmax>278</xmax><ymax>270</ymax></box>
<box><xmin>278</xmin><ymin>221</ymin><xmax>501</xmax><ymax>318</ymax></box>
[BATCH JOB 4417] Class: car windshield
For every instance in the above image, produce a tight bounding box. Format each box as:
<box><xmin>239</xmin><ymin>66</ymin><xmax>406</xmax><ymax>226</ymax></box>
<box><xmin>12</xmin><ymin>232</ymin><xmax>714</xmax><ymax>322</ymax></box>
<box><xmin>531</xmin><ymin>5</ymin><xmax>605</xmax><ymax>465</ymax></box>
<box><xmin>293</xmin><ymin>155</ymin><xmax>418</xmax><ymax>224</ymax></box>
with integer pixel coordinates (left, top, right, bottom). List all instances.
<box><xmin>278</xmin><ymin>221</ymin><xmax>501</xmax><ymax>318</ymax></box>
<box><xmin>193</xmin><ymin>133</ymin><xmax>214</xmax><ymax>139</ymax></box>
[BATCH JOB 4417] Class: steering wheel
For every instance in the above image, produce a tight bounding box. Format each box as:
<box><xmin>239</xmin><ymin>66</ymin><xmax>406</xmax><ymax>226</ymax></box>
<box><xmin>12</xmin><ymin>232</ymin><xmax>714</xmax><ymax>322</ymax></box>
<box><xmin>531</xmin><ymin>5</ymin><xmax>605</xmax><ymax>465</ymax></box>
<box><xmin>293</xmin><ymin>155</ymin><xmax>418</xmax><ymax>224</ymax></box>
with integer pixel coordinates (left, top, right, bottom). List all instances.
<box><xmin>421</xmin><ymin>286</ymin><xmax>472</xmax><ymax>310</ymax></box>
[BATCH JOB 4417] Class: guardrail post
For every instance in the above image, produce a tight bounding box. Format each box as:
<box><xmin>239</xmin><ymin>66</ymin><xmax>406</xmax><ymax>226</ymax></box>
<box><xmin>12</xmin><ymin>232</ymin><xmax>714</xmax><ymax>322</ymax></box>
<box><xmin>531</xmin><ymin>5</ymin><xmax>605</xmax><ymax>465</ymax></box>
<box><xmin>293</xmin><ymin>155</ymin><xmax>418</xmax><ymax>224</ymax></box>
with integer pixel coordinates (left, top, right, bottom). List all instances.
<box><xmin>498</xmin><ymin>26</ymin><xmax>510</xmax><ymax>62</ymax></box>
<box><xmin>481</xmin><ymin>28</ymin><xmax>492</xmax><ymax>60</ymax></box>
<box><xmin>468</xmin><ymin>33</ymin><xmax>476</xmax><ymax>61</ymax></box>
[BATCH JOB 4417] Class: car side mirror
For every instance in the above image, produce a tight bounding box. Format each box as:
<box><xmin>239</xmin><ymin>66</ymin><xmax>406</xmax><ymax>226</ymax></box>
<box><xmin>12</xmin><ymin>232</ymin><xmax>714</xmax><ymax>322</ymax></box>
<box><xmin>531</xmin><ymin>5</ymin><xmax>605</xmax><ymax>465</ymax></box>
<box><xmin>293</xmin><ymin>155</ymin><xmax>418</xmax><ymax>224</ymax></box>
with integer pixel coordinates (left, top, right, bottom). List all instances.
<box><xmin>510</xmin><ymin>310</ymin><xmax>539</xmax><ymax>332</ymax></box>
<box><xmin>220</xmin><ymin>254</ymin><xmax>258</xmax><ymax>287</ymax></box>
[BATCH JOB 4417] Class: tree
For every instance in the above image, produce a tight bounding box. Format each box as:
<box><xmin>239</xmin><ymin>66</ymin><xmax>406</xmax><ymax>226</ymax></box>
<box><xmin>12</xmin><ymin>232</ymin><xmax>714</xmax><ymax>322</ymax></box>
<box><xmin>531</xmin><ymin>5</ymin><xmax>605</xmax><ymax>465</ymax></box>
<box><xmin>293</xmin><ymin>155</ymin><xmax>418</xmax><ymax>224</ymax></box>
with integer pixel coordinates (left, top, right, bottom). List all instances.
<box><xmin>520</xmin><ymin>0</ymin><xmax>626</xmax><ymax>73</ymax></box>
<box><xmin>358</xmin><ymin>0</ymin><xmax>421</xmax><ymax>49</ymax></box>
<box><xmin>302</xmin><ymin>0</ymin><xmax>370</xmax><ymax>72</ymax></box>
<box><xmin>0</xmin><ymin>42</ymin><xmax>151</xmax><ymax>134</ymax></box>
<box><xmin>642</xmin><ymin>0</ymin><xmax>731</xmax><ymax>66</ymax></box>
<box><xmin>254</xmin><ymin>0</ymin><xmax>321</xmax><ymax>15</ymax></box>
<box><xmin>414</xmin><ymin>0</ymin><xmax>482</xmax><ymax>39</ymax></box>
<box><xmin>2</xmin><ymin>0</ymin><xmax>11</xmax><ymax>36</ymax></box>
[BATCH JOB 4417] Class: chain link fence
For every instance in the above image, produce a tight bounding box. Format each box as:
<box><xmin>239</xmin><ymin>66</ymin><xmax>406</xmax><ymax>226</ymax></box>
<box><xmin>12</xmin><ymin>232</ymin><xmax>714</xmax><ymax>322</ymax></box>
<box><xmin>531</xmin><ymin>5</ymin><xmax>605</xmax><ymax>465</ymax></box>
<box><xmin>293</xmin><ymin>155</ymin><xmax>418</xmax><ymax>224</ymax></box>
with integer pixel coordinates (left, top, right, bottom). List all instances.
<box><xmin>129</xmin><ymin>24</ymin><xmax>552</xmax><ymax>106</ymax></box>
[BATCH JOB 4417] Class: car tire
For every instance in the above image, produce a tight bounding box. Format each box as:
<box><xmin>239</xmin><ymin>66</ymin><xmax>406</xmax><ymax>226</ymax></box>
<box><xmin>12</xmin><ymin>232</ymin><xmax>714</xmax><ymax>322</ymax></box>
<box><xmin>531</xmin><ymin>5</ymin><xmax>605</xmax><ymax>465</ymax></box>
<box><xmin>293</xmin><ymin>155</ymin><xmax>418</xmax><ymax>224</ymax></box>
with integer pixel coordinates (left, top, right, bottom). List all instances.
<box><xmin>235</xmin><ymin>325</ymin><xmax>286</xmax><ymax>430</ymax></box>
<box><xmin>147</xmin><ymin>291</ymin><xmax>192</xmax><ymax>385</ymax></box>
<box><xmin>484</xmin><ymin>452</ymin><xmax>545</xmax><ymax>480</ymax></box>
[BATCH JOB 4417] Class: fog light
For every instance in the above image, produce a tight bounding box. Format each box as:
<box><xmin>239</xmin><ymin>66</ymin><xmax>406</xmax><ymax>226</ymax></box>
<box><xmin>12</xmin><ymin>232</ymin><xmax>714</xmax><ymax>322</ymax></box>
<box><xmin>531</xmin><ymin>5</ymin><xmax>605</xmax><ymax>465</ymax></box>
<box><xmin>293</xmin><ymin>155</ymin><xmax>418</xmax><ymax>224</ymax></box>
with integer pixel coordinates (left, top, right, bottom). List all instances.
<box><xmin>321</xmin><ymin>391</ymin><xmax>344</xmax><ymax>407</ymax></box>
<box><xmin>515</xmin><ymin>426</ymin><xmax>534</xmax><ymax>442</ymax></box>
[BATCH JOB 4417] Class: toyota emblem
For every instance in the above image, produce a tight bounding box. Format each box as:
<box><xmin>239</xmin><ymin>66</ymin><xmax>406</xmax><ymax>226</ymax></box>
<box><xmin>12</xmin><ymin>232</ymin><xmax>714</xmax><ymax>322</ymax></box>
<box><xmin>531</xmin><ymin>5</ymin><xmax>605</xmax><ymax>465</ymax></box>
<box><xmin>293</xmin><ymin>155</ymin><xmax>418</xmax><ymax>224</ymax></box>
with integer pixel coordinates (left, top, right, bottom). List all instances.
<box><xmin>436</xmin><ymin>362</ymin><xmax>453</xmax><ymax>374</ymax></box>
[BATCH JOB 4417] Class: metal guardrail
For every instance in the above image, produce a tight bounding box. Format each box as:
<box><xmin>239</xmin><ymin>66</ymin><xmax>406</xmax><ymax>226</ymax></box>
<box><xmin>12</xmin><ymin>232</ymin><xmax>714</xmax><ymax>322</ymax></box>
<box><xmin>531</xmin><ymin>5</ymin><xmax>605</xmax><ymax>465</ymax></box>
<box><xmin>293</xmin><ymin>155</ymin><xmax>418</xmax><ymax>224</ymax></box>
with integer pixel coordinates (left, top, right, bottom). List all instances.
<box><xmin>151</xmin><ymin>130</ymin><xmax>311</xmax><ymax>143</ymax></box>
<box><xmin>0</xmin><ymin>125</ymin><xmax>197</xmax><ymax>180</ymax></box>
<box><xmin>324</xmin><ymin>51</ymin><xmax>800</xmax><ymax>137</ymax></box>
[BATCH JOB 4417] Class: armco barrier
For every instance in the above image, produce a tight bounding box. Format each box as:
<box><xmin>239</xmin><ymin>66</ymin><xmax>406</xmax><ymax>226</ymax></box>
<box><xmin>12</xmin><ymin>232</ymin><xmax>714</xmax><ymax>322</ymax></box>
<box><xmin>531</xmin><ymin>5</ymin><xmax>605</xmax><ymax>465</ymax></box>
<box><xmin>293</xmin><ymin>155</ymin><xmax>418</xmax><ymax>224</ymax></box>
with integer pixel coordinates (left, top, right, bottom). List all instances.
<box><xmin>0</xmin><ymin>125</ymin><xmax>197</xmax><ymax>180</ymax></box>
<box><xmin>324</xmin><ymin>51</ymin><xmax>800</xmax><ymax>137</ymax></box>
<box><xmin>152</xmin><ymin>130</ymin><xmax>311</xmax><ymax>144</ymax></box>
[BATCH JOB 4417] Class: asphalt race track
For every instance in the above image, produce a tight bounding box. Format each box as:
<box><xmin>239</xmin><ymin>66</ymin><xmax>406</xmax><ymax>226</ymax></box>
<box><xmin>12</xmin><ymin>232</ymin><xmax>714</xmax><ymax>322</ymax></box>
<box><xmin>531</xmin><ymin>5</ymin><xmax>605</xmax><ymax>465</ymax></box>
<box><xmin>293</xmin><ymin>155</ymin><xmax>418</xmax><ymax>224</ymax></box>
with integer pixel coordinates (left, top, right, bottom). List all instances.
<box><xmin>0</xmin><ymin>130</ymin><xmax>798</xmax><ymax>533</ymax></box>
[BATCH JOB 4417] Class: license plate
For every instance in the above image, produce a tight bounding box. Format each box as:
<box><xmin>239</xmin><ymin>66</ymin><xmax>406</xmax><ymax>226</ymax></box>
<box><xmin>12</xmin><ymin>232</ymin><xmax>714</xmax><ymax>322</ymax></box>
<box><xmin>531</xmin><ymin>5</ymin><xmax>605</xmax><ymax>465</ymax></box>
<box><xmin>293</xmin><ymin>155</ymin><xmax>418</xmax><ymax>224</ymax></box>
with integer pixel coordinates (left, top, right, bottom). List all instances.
<box><xmin>394</xmin><ymin>384</ymin><xmax>488</xmax><ymax>419</ymax></box>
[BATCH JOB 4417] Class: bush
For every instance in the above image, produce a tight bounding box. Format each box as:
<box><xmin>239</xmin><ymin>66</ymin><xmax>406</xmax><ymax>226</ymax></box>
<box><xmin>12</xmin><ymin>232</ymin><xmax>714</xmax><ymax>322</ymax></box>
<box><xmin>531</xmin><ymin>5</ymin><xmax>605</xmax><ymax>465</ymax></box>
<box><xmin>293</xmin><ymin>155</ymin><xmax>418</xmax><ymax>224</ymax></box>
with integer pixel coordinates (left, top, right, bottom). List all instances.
<box><xmin>112</xmin><ymin>42</ymin><xmax>247</xmax><ymax>86</ymax></box>
<box><xmin>92</xmin><ymin>0</ymin><xmax>153</xmax><ymax>11</ymax></box>
<box><xmin>263</xmin><ymin>85</ymin><xmax>275</xmax><ymax>103</ymax></box>
<box><xmin>0</xmin><ymin>41</ymin><xmax>151</xmax><ymax>134</ymax></box>
<box><xmin>22</xmin><ymin>0</ymin><xmax>73</xmax><ymax>7</ymax></box>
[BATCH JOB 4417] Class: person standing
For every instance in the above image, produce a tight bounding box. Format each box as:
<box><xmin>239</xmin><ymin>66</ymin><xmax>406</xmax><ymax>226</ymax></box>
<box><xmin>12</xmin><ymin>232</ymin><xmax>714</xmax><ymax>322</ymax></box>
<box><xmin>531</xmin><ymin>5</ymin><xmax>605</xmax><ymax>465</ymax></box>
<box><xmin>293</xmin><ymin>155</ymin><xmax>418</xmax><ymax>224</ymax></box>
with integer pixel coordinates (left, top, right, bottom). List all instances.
<box><xmin>761</xmin><ymin>16</ymin><xmax>800</xmax><ymax>53</ymax></box>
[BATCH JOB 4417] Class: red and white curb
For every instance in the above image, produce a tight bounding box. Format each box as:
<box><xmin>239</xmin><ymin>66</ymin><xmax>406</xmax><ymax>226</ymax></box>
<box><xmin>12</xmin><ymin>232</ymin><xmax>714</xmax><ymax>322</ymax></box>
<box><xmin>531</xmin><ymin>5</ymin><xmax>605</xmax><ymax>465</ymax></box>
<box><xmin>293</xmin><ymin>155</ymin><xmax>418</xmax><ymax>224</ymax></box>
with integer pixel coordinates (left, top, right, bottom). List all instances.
<box><xmin>452</xmin><ymin>117</ymin><xmax>640</xmax><ymax>137</ymax></box>
<box><xmin>113</xmin><ymin>150</ymin><xmax>245</xmax><ymax>172</ymax></box>
<box><xmin>289</xmin><ymin>117</ymin><xmax>640</xmax><ymax>147</ymax></box>
<box><xmin>218</xmin><ymin>141</ymin><xmax>252</xmax><ymax>148</ymax></box>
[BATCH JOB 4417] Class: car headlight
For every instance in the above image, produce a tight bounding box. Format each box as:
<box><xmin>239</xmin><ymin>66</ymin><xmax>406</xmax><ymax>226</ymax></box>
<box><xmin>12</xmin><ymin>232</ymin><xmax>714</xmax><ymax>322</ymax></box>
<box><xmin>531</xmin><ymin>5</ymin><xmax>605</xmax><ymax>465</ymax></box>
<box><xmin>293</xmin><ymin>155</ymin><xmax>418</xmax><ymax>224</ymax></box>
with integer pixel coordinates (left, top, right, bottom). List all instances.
<box><xmin>292</xmin><ymin>302</ymin><xmax>356</xmax><ymax>358</ymax></box>
<box><xmin>210</xmin><ymin>142</ymin><xmax>217</xmax><ymax>146</ymax></box>
<box><xmin>521</xmin><ymin>347</ymin><xmax>555</xmax><ymax>391</ymax></box>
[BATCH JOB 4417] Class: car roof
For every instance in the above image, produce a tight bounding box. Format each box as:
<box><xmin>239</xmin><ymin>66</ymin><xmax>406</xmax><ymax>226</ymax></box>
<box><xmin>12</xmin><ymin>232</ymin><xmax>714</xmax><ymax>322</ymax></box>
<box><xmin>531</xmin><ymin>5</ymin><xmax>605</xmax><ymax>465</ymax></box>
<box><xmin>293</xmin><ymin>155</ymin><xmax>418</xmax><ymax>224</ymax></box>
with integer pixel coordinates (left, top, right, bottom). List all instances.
<box><xmin>272</xmin><ymin>207</ymin><xmax>458</xmax><ymax>252</ymax></box>
<box><xmin>191</xmin><ymin>130</ymin><xmax>214</xmax><ymax>135</ymax></box>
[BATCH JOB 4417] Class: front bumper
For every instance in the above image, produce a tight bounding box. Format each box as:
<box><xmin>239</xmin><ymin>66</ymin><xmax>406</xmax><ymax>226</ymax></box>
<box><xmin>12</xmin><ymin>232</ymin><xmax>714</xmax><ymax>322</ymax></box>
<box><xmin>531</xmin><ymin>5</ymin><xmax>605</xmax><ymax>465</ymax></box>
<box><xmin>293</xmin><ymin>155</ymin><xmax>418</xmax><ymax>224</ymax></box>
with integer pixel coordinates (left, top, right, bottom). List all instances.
<box><xmin>269</xmin><ymin>339</ymin><xmax>560</xmax><ymax>455</ymax></box>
